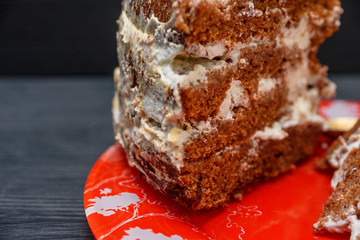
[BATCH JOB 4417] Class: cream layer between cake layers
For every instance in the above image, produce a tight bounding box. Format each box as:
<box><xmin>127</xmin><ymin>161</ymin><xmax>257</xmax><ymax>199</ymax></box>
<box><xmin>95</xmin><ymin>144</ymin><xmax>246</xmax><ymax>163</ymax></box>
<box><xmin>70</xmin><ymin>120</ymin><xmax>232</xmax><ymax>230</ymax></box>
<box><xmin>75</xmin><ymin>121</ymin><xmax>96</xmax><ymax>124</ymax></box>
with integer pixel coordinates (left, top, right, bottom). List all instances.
<box><xmin>113</xmin><ymin>1</ymin><xmax>338</xmax><ymax>169</ymax></box>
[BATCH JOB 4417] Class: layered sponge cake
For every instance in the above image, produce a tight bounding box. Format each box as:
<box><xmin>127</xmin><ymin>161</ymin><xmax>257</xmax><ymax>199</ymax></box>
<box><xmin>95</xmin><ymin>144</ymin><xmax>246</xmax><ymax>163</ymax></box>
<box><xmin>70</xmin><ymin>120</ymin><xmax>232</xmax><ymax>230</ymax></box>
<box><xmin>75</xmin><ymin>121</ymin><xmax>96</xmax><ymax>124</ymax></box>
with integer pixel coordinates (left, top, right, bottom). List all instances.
<box><xmin>113</xmin><ymin>0</ymin><xmax>342</xmax><ymax>209</ymax></box>
<box><xmin>314</xmin><ymin>120</ymin><xmax>360</xmax><ymax>239</ymax></box>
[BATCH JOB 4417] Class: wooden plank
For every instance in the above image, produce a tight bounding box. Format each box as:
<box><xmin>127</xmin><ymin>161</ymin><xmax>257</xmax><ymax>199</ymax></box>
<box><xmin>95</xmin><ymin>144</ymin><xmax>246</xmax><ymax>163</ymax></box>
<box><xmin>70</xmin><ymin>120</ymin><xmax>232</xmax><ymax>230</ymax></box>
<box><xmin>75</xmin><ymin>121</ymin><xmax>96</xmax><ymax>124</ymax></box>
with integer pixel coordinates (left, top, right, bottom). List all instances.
<box><xmin>0</xmin><ymin>78</ymin><xmax>114</xmax><ymax>239</ymax></box>
<box><xmin>0</xmin><ymin>76</ymin><xmax>359</xmax><ymax>239</ymax></box>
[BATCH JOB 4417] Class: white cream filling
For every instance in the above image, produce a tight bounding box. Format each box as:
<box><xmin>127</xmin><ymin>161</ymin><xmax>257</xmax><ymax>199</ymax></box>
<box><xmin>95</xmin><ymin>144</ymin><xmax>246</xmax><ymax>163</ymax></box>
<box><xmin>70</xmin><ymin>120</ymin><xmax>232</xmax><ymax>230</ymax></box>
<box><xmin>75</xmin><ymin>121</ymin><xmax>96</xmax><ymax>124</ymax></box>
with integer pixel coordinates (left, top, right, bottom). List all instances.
<box><xmin>252</xmin><ymin>91</ymin><xmax>323</xmax><ymax>141</ymax></box>
<box><xmin>280</xmin><ymin>17</ymin><xmax>311</xmax><ymax>50</ymax></box>
<box><xmin>218</xmin><ymin>80</ymin><xmax>250</xmax><ymax>120</ymax></box>
<box><xmin>217</xmin><ymin>76</ymin><xmax>277</xmax><ymax>120</ymax></box>
<box><xmin>254</xmin><ymin>77</ymin><xmax>277</xmax><ymax>99</ymax></box>
<box><xmin>253</xmin><ymin>122</ymin><xmax>289</xmax><ymax>140</ymax></box>
<box><xmin>281</xmin><ymin>89</ymin><xmax>325</xmax><ymax>129</ymax></box>
<box><xmin>285</xmin><ymin>57</ymin><xmax>311</xmax><ymax>101</ymax></box>
<box><xmin>258</xmin><ymin>77</ymin><xmax>276</xmax><ymax>93</ymax></box>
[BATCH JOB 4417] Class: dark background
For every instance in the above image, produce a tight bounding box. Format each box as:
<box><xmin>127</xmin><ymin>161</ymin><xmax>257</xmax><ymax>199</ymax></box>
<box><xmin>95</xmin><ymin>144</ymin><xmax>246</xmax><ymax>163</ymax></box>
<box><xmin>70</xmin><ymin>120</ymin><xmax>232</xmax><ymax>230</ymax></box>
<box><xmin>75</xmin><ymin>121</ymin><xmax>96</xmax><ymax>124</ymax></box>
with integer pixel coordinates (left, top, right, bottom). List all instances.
<box><xmin>0</xmin><ymin>2</ymin><xmax>359</xmax><ymax>239</ymax></box>
<box><xmin>0</xmin><ymin>0</ymin><xmax>359</xmax><ymax>75</ymax></box>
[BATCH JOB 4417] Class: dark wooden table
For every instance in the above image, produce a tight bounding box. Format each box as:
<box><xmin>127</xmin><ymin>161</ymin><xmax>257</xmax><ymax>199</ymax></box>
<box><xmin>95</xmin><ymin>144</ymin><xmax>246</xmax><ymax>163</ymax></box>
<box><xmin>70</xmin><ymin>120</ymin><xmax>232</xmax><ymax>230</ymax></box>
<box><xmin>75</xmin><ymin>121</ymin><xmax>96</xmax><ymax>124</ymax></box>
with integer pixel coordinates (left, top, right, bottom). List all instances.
<box><xmin>0</xmin><ymin>75</ymin><xmax>359</xmax><ymax>239</ymax></box>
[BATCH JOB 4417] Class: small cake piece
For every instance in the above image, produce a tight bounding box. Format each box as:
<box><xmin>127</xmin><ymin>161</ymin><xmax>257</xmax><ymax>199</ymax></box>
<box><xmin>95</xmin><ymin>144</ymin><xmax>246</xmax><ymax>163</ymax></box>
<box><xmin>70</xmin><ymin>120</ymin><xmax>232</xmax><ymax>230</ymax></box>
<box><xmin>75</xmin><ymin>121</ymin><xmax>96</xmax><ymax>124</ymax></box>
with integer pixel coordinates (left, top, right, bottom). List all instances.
<box><xmin>314</xmin><ymin>120</ymin><xmax>360</xmax><ymax>240</ymax></box>
<box><xmin>113</xmin><ymin>0</ymin><xmax>342</xmax><ymax>209</ymax></box>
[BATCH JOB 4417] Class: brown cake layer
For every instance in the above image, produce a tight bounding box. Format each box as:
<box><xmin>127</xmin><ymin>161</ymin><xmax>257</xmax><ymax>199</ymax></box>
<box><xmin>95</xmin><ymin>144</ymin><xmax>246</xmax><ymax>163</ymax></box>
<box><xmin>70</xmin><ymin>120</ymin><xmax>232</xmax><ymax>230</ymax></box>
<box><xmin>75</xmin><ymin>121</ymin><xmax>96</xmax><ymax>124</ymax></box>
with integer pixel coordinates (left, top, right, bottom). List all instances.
<box><xmin>125</xmin><ymin>122</ymin><xmax>322</xmax><ymax>210</ymax></box>
<box><xmin>175</xmin><ymin>0</ymin><xmax>340</xmax><ymax>48</ymax></box>
<box><xmin>117</xmin><ymin>0</ymin><xmax>339</xmax><ymax>131</ymax></box>
<box><xmin>183</xmin><ymin>80</ymin><xmax>289</xmax><ymax>161</ymax></box>
<box><xmin>116</xmin><ymin>46</ymin><xmax>322</xmax><ymax>162</ymax></box>
<box><xmin>128</xmin><ymin>0</ymin><xmax>341</xmax><ymax>48</ymax></box>
<box><xmin>314</xmin><ymin>120</ymin><xmax>360</xmax><ymax>239</ymax></box>
<box><xmin>179</xmin><ymin>43</ymin><xmax>299</xmax><ymax>122</ymax></box>
<box><xmin>117</xmin><ymin>26</ymin><xmax>330</xmax><ymax>161</ymax></box>
<box><xmin>120</xmin><ymin>39</ymin><xmax>305</xmax><ymax>123</ymax></box>
<box><xmin>315</xmin><ymin>150</ymin><xmax>360</xmax><ymax>232</ymax></box>
<box><xmin>114</xmin><ymin>0</ymin><xmax>342</xmax><ymax>210</ymax></box>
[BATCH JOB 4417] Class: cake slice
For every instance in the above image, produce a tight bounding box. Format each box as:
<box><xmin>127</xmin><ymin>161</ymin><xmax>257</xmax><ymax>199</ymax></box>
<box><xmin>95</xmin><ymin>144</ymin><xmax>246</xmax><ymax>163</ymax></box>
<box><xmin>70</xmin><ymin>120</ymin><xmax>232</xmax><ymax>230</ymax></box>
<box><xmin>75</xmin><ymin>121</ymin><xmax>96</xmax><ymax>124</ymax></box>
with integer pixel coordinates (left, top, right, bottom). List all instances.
<box><xmin>113</xmin><ymin>0</ymin><xmax>342</xmax><ymax>210</ymax></box>
<box><xmin>314</xmin><ymin>120</ymin><xmax>360</xmax><ymax>240</ymax></box>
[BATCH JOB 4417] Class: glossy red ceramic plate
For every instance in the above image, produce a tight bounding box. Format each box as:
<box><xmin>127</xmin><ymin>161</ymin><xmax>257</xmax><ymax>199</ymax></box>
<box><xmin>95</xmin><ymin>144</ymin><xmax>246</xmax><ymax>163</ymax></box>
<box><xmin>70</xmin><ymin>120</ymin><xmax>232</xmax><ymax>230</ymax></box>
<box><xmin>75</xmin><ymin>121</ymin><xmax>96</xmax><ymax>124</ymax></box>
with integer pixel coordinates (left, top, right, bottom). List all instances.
<box><xmin>84</xmin><ymin>100</ymin><xmax>359</xmax><ymax>240</ymax></box>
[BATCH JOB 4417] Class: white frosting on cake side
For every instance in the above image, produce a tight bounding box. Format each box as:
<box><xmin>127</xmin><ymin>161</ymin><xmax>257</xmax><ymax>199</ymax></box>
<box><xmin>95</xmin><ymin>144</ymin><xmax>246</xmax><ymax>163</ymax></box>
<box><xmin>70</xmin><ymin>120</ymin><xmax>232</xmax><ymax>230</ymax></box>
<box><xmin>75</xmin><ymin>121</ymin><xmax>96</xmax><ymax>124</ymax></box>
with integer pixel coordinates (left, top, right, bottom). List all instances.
<box><xmin>117</xmin><ymin>9</ymin><xmax>227</xmax><ymax>168</ymax></box>
<box><xmin>120</xmin><ymin>8</ymin><xmax>229</xmax><ymax>124</ymax></box>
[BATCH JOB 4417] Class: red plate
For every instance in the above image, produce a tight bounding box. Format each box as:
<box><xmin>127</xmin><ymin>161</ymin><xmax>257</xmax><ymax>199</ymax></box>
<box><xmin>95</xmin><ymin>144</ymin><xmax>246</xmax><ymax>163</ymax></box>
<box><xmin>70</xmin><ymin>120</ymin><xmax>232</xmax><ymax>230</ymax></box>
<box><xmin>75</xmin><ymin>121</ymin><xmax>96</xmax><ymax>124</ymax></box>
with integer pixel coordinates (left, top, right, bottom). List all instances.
<box><xmin>84</xmin><ymin>100</ymin><xmax>359</xmax><ymax>240</ymax></box>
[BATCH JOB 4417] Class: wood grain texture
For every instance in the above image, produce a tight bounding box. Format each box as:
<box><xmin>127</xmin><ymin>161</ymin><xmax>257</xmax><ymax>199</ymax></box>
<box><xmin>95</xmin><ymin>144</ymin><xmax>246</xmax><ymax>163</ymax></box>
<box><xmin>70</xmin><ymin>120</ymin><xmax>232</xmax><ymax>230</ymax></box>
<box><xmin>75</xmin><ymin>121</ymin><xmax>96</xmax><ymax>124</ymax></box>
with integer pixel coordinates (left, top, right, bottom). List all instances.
<box><xmin>0</xmin><ymin>78</ymin><xmax>114</xmax><ymax>239</ymax></box>
<box><xmin>0</xmin><ymin>76</ymin><xmax>358</xmax><ymax>239</ymax></box>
